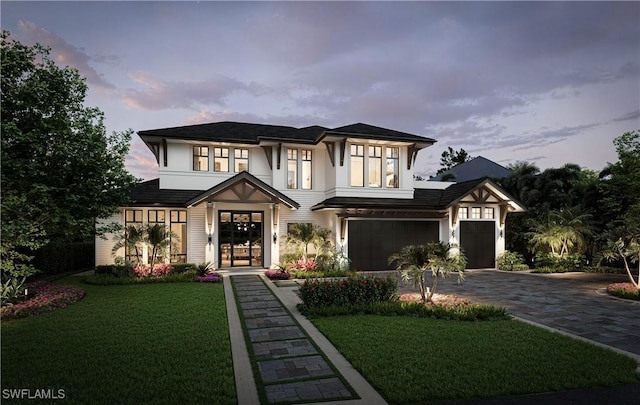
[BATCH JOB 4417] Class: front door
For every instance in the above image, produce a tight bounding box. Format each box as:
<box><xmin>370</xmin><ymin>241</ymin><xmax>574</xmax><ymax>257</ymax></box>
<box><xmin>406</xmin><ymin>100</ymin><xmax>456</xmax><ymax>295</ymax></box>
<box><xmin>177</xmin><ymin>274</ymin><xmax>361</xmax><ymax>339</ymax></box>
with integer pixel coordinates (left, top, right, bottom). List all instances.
<box><xmin>219</xmin><ymin>211</ymin><xmax>263</xmax><ymax>267</ymax></box>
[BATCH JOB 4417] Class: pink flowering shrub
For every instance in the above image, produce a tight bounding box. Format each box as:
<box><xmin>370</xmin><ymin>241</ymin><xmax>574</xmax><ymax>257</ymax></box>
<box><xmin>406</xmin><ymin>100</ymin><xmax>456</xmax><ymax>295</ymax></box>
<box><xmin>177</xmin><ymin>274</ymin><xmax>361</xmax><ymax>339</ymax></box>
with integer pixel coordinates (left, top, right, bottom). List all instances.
<box><xmin>1</xmin><ymin>281</ymin><xmax>85</xmax><ymax>321</ymax></box>
<box><xmin>133</xmin><ymin>263</ymin><xmax>173</xmax><ymax>278</ymax></box>
<box><xmin>291</xmin><ymin>258</ymin><xmax>317</xmax><ymax>272</ymax></box>
<box><xmin>265</xmin><ymin>269</ymin><xmax>291</xmax><ymax>280</ymax></box>
<box><xmin>607</xmin><ymin>283</ymin><xmax>640</xmax><ymax>301</ymax></box>
<box><xmin>194</xmin><ymin>272</ymin><xmax>222</xmax><ymax>283</ymax></box>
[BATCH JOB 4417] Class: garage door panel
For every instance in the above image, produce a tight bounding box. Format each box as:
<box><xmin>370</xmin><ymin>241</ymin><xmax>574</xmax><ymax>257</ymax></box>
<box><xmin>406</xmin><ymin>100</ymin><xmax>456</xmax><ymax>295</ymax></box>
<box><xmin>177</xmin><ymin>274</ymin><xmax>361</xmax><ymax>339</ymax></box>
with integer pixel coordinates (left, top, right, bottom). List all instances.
<box><xmin>349</xmin><ymin>221</ymin><xmax>439</xmax><ymax>271</ymax></box>
<box><xmin>460</xmin><ymin>221</ymin><xmax>495</xmax><ymax>269</ymax></box>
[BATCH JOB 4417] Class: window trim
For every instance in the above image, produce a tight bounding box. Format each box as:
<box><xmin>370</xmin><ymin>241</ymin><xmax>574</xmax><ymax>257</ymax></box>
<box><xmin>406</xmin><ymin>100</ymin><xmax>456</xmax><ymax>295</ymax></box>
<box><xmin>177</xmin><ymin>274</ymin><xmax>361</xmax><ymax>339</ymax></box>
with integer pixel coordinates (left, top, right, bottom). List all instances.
<box><xmin>213</xmin><ymin>147</ymin><xmax>229</xmax><ymax>172</ymax></box>
<box><xmin>234</xmin><ymin>148</ymin><xmax>249</xmax><ymax>173</ymax></box>
<box><xmin>192</xmin><ymin>146</ymin><xmax>209</xmax><ymax>171</ymax></box>
<box><xmin>350</xmin><ymin>143</ymin><xmax>400</xmax><ymax>188</ymax></box>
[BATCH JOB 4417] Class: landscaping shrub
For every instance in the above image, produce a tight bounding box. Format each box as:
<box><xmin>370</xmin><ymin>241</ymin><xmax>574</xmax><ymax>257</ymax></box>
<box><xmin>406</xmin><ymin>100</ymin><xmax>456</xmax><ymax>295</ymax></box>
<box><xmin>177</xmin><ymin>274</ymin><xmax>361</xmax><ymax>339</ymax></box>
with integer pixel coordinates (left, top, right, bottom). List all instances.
<box><xmin>298</xmin><ymin>276</ymin><xmax>397</xmax><ymax>307</ymax></box>
<box><xmin>95</xmin><ymin>264</ymin><xmax>133</xmax><ymax>277</ymax></box>
<box><xmin>32</xmin><ymin>241</ymin><xmax>95</xmax><ymax>275</ymax></box>
<box><xmin>497</xmin><ymin>251</ymin><xmax>529</xmax><ymax>271</ymax></box>
<box><xmin>533</xmin><ymin>253</ymin><xmax>586</xmax><ymax>272</ymax></box>
<box><xmin>194</xmin><ymin>272</ymin><xmax>222</xmax><ymax>283</ymax></box>
<box><xmin>607</xmin><ymin>283</ymin><xmax>640</xmax><ymax>301</ymax></box>
<box><xmin>172</xmin><ymin>263</ymin><xmax>197</xmax><ymax>273</ymax></box>
<box><xmin>133</xmin><ymin>263</ymin><xmax>172</xmax><ymax>277</ymax></box>
<box><xmin>1</xmin><ymin>281</ymin><xmax>85</xmax><ymax>321</ymax></box>
<box><xmin>290</xmin><ymin>269</ymin><xmax>353</xmax><ymax>279</ymax></box>
<box><xmin>265</xmin><ymin>269</ymin><xmax>291</xmax><ymax>280</ymax></box>
<box><xmin>298</xmin><ymin>300</ymin><xmax>509</xmax><ymax>321</ymax></box>
<box><xmin>82</xmin><ymin>271</ymin><xmax>198</xmax><ymax>285</ymax></box>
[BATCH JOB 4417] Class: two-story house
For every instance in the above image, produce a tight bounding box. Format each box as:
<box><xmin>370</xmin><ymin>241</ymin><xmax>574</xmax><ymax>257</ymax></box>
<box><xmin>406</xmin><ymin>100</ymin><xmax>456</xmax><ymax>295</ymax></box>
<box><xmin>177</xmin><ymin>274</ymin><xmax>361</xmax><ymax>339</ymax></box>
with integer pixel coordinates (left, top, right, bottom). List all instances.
<box><xmin>95</xmin><ymin>122</ymin><xmax>525</xmax><ymax>270</ymax></box>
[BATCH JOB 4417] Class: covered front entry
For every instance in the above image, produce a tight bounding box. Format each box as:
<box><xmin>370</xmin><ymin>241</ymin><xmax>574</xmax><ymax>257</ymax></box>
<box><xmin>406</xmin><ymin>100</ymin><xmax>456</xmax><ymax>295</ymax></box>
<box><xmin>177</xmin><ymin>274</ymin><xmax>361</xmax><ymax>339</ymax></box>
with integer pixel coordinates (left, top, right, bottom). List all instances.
<box><xmin>460</xmin><ymin>221</ymin><xmax>496</xmax><ymax>269</ymax></box>
<box><xmin>348</xmin><ymin>220</ymin><xmax>439</xmax><ymax>271</ymax></box>
<box><xmin>219</xmin><ymin>211</ymin><xmax>264</xmax><ymax>267</ymax></box>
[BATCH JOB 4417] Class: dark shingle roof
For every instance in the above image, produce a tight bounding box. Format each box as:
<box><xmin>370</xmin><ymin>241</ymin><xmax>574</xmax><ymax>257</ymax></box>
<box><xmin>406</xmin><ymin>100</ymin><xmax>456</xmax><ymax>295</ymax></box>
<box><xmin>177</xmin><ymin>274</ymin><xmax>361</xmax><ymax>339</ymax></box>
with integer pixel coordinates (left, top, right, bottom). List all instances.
<box><xmin>138</xmin><ymin>121</ymin><xmax>434</xmax><ymax>145</ymax></box>
<box><xmin>429</xmin><ymin>156</ymin><xmax>512</xmax><ymax>182</ymax></box>
<box><xmin>128</xmin><ymin>179</ymin><xmax>202</xmax><ymax>207</ymax></box>
<box><xmin>311</xmin><ymin>178</ymin><xmax>495</xmax><ymax>211</ymax></box>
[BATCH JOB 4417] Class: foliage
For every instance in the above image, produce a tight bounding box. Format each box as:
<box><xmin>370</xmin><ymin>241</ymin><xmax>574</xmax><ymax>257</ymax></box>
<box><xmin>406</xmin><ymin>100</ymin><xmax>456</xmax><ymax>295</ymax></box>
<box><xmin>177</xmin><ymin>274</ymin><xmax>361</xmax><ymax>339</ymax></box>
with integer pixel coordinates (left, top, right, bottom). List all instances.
<box><xmin>83</xmin><ymin>271</ymin><xmax>198</xmax><ymax>285</ymax></box>
<box><xmin>601</xmin><ymin>226</ymin><xmax>640</xmax><ymax>288</ymax></box>
<box><xmin>299</xmin><ymin>300</ymin><xmax>509</xmax><ymax>321</ymax></box>
<box><xmin>194</xmin><ymin>272</ymin><xmax>222</xmax><ymax>283</ymax></box>
<box><xmin>437</xmin><ymin>147</ymin><xmax>473</xmax><ymax>175</ymax></box>
<box><xmin>1</xmin><ymin>281</ymin><xmax>85</xmax><ymax>321</ymax></box>
<box><xmin>532</xmin><ymin>253</ymin><xmax>587</xmax><ymax>271</ymax></box>
<box><xmin>315</xmin><ymin>245</ymin><xmax>352</xmax><ymax>273</ymax></box>
<box><xmin>527</xmin><ymin>207</ymin><xmax>594</xmax><ymax>258</ymax></box>
<box><xmin>290</xmin><ymin>269</ymin><xmax>354</xmax><ymax>279</ymax></box>
<box><xmin>133</xmin><ymin>263</ymin><xmax>173</xmax><ymax>278</ymax></box>
<box><xmin>111</xmin><ymin>223</ymin><xmax>178</xmax><ymax>269</ymax></box>
<box><xmin>606</xmin><ymin>283</ymin><xmax>640</xmax><ymax>301</ymax></box>
<box><xmin>389</xmin><ymin>242</ymin><xmax>466</xmax><ymax>303</ymax></box>
<box><xmin>298</xmin><ymin>276</ymin><xmax>398</xmax><ymax>307</ymax></box>
<box><xmin>1</xmin><ymin>280</ymin><xmax>236</xmax><ymax>404</ymax></box>
<box><xmin>284</xmin><ymin>223</ymin><xmax>331</xmax><ymax>260</ymax></box>
<box><xmin>194</xmin><ymin>262</ymin><xmax>215</xmax><ymax>277</ymax></box>
<box><xmin>264</xmin><ymin>269</ymin><xmax>291</xmax><ymax>280</ymax></box>
<box><xmin>31</xmin><ymin>241</ymin><xmax>95</xmax><ymax>275</ymax></box>
<box><xmin>1</xmin><ymin>32</ymin><xmax>138</xmax><ymax>298</ymax></box>
<box><xmin>496</xmin><ymin>250</ymin><xmax>529</xmax><ymax>271</ymax></box>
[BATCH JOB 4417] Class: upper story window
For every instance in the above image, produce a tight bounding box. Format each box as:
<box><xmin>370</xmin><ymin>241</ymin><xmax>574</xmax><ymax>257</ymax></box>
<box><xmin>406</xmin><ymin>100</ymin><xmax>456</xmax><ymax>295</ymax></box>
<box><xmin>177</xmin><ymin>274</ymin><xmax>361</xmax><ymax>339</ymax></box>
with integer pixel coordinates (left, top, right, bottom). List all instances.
<box><xmin>287</xmin><ymin>149</ymin><xmax>298</xmax><ymax>189</ymax></box>
<box><xmin>471</xmin><ymin>207</ymin><xmax>482</xmax><ymax>219</ymax></box>
<box><xmin>193</xmin><ymin>146</ymin><xmax>209</xmax><ymax>171</ymax></box>
<box><xmin>214</xmin><ymin>147</ymin><xmax>229</xmax><ymax>172</ymax></box>
<box><xmin>287</xmin><ymin>149</ymin><xmax>313</xmax><ymax>190</ymax></box>
<box><xmin>301</xmin><ymin>150</ymin><xmax>312</xmax><ymax>190</ymax></box>
<box><xmin>368</xmin><ymin>146</ymin><xmax>382</xmax><ymax>187</ymax></box>
<box><xmin>351</xmin><ymin>144</ymin><xmax>399</xmax><ymax>188</ymax></box>
<box><xmin>234</xmin><ymin>149</ymin><xmax>249</xmax><ymax>172</ymax></box>
<box><xmin>484</xmin><ymin>207</ymin><xmax>495</xmax><ymax>219</ymax></box>
<box><xmin>459</xmin><ymin>207</ymin><xmax>468</xmax><ymax>219</ymax></box>
<box><xmin>350</xmin><ymin>145</ymin><xmax>365</xmax><ymax>187</ymax></box>
<box><xmin>386</xmin><ymin>147</ymin><xmax>399</xmax><ymax>188</ymax></box>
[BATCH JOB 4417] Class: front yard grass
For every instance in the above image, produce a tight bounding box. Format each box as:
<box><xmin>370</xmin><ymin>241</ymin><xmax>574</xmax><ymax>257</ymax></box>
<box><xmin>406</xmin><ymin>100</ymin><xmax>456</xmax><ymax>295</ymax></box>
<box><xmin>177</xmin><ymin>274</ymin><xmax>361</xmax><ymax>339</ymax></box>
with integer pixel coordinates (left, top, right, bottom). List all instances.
<box><xmin>1</xmin><ymin>278</ymin><xmax>236</xmax><ymax>404</ymax></box>
<box><xmin>312</xmin><ymin>315</ymin><xmax>640</xmax><ymax>405</ymax></box>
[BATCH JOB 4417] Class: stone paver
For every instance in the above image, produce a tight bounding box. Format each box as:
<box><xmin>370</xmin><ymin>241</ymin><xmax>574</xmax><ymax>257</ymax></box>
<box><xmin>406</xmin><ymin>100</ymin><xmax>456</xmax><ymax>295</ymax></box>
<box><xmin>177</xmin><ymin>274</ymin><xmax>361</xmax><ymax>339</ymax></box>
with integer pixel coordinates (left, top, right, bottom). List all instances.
<box><xmin>230</xmin><ymin>275</ymin><xmax>359</xmax><ymax>404</ymax></box>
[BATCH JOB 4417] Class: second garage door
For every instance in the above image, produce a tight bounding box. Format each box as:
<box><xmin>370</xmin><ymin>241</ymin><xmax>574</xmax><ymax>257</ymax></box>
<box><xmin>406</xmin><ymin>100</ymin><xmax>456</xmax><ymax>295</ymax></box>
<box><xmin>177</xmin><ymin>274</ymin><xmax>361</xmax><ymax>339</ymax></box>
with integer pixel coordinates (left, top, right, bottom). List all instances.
<box><xmin>460</xmin><ymin>221</ymin><xmax>496</xmax><ymax>269</ymax></box>
<box><xmin>348</xmin><ymin>220</ymin><xmax>439</xmax><ymax>271</ymax></box>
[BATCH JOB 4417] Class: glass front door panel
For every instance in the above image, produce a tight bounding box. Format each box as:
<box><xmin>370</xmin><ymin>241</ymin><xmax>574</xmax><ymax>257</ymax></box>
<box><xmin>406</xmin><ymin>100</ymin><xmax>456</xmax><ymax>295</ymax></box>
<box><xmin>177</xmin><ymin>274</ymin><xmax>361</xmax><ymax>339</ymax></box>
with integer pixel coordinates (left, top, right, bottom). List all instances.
<box><xmin>219</xmin><ymin>211</ymin><xmax>263</xmax><ymax>267</ymax></box>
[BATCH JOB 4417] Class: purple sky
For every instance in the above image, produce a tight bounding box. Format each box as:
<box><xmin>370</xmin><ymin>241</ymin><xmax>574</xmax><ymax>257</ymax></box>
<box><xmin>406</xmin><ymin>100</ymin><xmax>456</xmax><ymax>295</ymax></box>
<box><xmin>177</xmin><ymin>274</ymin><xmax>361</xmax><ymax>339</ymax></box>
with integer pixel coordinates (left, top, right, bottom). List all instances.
<box><xmin>2</xmin><ymin>1</ymin><xmax>639</xmax><ymax>180</ymax></box>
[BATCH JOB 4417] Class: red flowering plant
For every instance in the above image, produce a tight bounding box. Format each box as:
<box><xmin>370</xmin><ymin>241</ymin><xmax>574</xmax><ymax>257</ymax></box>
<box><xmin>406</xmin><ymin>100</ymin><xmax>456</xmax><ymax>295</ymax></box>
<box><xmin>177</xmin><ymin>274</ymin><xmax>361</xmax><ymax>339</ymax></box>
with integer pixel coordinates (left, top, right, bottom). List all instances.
<box><xmin>1</xmin><ymin>281</ymin><xmax>85</xmax><ymax>321</ymax></box>
<box><xmin>133</xmin><ymin>263</ymin><xmax>173</xmax><ymax>278</ymax></box>
<box><xmin>607</xmin><ymin>282</ymin><xmax>640</xmax><ymax>301</ymax></box>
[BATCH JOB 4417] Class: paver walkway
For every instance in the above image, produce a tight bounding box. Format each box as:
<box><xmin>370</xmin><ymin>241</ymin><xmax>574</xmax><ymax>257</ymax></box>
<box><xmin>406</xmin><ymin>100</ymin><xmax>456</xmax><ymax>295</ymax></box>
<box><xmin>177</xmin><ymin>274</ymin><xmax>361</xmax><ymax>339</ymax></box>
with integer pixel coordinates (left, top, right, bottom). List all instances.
<box><xmin>227</xmin><ymin>274</ymin><xmax>386</xmax><ymax>405</ymax></box>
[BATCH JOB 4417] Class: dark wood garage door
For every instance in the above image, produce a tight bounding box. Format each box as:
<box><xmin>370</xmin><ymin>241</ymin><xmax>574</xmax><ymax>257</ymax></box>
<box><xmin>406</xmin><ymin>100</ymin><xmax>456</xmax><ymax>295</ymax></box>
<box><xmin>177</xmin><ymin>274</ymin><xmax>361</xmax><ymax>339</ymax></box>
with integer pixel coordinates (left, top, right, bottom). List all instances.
<box><xmin>460</xmin><ymin>221</ymin><xmax>496</xmax><ymax>269</ymax></box>
<box><xmin>348</xmin><ymin>221</ymin><xmax>439</xmax><ymax>271</ymax></box>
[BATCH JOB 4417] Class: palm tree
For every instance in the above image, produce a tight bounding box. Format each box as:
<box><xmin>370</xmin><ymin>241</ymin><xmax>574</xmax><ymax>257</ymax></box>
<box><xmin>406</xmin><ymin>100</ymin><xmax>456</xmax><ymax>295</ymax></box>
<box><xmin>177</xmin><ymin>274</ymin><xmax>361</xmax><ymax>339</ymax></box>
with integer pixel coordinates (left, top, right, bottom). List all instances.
<box><xmin>601</xmin><ymin>227</ymin><xmax>640</xmax><ymax>288</ymax></box>
<box><xmin>389</xmin><ymin>242</ymin><xmax>466</xmax><ymax>303</ymax></box>
<box><xmin>112</xmin><ymin>224</ymin><xmax>145</xmax><ymax>264</ymax></box>
<box><xmin>145</xmin><ymin>224</ymin><xmax>177</xmax><ymax>269</ymax></box>
<box><xmin>528</xmin><ymin>207</ymin><xmax>594</xmax><ymax>258</ymax></box>
<box><xmin>285</xmin><ymin>223</ymin><xmax>330</xmax><ymax>260</ymax></box>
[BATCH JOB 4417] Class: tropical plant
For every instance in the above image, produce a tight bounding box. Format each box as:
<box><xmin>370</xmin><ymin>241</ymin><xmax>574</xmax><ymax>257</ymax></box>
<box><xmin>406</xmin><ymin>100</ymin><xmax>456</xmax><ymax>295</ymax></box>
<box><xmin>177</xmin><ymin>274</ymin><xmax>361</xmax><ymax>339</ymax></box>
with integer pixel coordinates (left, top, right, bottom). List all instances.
<box><xmin>528</xmin><ymin>207</ymin><xmax>594</xmax><ymax>258</ymax></box>
<box><xmin>145</xmin><ymin>224</ymin><xmax>177</xmax><ymax>270</ymax></box>
<box><xmin>389</xmin><ymin>242</ymin><xmax>467</xmax><ymax>303</ymax></box>
<box><xmin>601</xmin><ymin>227</ymin><xmax>640</xmax><ymax>288</ymax></box>
<box><xmin>285</xmin><ymin>223</ymin><xmax>331</xmax><ymax>260</ymax></box>
<box><xmin>195</xmin><ymin>262</ymin><xmax>215</xmax><ymax>277</ymax></box>
<box><xmin>111</xmin><ymin>225</ymin><xmax>145</xmax><ymax>264</ymax></box>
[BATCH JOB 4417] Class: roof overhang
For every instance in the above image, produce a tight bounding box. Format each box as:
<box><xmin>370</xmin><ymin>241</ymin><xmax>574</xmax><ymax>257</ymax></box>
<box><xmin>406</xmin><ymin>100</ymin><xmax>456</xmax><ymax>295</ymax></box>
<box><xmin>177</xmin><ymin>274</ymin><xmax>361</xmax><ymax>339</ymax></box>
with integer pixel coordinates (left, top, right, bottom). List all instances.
<box><xmin>445</xmin><ymin>178</ymin><xmax>526</xmax><ymax>213</ymax></box>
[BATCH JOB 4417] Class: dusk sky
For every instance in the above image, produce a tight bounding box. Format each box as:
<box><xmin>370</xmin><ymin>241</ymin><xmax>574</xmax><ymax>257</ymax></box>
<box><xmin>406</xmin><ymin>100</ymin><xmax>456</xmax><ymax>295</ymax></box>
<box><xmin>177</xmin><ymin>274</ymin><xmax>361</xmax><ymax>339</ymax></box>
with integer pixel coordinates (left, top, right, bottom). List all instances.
<box><xmin>2</xmin><ymin>1</ymin><xmax>639</xmax><ymax>180</ymax></box>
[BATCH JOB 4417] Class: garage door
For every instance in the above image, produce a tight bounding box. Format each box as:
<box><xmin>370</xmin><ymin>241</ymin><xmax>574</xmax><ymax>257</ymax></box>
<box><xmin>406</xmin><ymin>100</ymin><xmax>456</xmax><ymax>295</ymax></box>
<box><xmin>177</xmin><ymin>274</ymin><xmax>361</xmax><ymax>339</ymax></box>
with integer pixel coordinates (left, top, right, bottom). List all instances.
<box><xmin>460</xmin><ymin>221</ymin><xmax>496</xmax><ymax>269</ymax></box>
<box><xmin>348</xmin><ymin>221</ymin><xmax>439</xmax><ymax>271</ymax></box>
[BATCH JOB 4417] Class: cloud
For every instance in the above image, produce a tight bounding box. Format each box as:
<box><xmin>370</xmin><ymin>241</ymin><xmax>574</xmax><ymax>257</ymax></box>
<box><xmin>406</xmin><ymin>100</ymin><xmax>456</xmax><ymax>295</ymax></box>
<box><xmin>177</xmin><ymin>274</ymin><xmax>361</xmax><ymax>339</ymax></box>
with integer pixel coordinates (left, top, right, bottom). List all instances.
<box><xmin>123</xmin><ymin>72</ymin><xmax>267</xmax><ymax>111</ymax></box>
<box><xmin>611</xmin><ymin>109</ymin><xmax>640</xmax><ymax>123</ymax></box>
<box><xmin>184</xmin><ymin>109</ymin><xmax>324</xmax><ymax>129</ymax></box>
<box><xmin>125</xmin><ymin>138</ymin><xmax>159</xmax><ymax>180</ymax></box>
<box><xmin>17</xmin><ymin>20</ymin><xmax>116</xmax><ymax>90</ymax></box>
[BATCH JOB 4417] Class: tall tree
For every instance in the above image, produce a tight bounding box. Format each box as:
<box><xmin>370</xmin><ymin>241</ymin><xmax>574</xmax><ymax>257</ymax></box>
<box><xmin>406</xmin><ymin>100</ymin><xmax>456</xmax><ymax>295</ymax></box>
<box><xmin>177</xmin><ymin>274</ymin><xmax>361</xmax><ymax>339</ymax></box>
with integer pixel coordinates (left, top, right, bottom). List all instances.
<box><xmin>436</xmin><ymin>147</ymin><xmax>473</xmax><ymax>175</ymax></box>
<box><xmin>1</xmin><ymin>31</ymin><xmax>137</xmax><ymax>299</ymax></box>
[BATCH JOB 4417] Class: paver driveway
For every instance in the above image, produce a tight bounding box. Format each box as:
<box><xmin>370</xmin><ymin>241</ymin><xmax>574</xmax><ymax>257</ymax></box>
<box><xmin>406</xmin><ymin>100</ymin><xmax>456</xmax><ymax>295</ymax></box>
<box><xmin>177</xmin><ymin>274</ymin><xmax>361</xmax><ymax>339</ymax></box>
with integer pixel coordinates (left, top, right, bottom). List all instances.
<box><xmin>416</xmin><ymin>270</ymin><xmax>640</xmax><ymax>357</ymax></box>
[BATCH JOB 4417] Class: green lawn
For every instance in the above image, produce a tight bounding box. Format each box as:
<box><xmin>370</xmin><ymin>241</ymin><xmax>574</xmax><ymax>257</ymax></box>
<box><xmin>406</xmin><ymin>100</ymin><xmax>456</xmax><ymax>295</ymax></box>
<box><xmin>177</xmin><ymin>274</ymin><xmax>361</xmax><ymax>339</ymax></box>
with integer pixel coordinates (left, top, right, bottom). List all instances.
<box><xmin>1</xmin><ymin>278</ymin><xmax>236</xmax><ymax>405</ymax></box>
<box><xmin>312</xmin><ymin>315</ymin><xmax>640</xmax><ymax>405</ymax></box>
